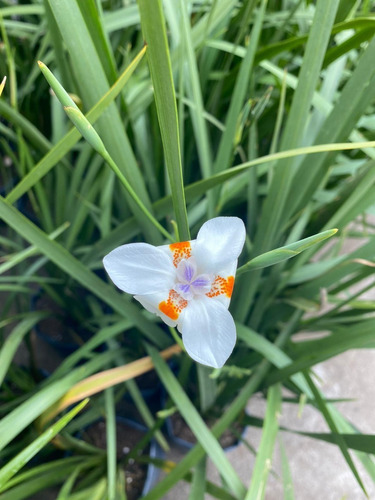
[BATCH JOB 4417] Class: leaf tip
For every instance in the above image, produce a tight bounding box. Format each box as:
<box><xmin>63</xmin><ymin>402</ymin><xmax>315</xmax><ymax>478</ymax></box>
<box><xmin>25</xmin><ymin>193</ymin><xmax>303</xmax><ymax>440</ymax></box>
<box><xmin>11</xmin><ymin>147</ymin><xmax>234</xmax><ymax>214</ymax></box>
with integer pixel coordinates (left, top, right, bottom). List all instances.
<box><xmin>0</xmin><ymin>76</ymin><xmax>6</xmax><ymax>97</ymax></box>
<box><xmin>81</xmin><ymin>397</ymin><xmax>90</xmax><ymax>408</ymax></box>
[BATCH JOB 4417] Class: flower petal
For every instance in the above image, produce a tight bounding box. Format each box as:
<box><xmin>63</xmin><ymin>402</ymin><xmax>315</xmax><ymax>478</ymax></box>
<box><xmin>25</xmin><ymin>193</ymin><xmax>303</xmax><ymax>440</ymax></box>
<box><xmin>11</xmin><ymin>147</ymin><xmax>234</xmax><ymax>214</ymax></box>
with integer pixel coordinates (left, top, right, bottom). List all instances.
<box><xmin>103</xmin><ymin>243</ymin><xmax>175</xmax><ymax>295</ymax></box>
<box><xmin>194</xmin><ymin>217</ymin><xmax>246</xmax><ymax>273</ymax></box>
<box><xmin>204</xmin><ymin>259</ymin><xmax>237</xmax><ymax>308</ymax></box>
<box><xmin>134</xmin><ymin>292</ymin><xmax>178</xmax><ymax>327</ymax></box>
<box><xmin>179</xmin><ymin>297</ymin><xmax>236</xmax><ymax>368</ymax></box>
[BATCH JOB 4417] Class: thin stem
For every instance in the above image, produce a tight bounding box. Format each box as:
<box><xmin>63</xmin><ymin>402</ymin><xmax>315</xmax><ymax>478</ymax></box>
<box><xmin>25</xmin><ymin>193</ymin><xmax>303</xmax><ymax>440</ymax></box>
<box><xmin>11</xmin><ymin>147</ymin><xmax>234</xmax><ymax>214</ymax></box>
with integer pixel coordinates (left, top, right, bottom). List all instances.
<box><xmin>103</xmin><ymin>151</ymin><xmax>174</xmax><ymax>242</ymax></box>
<box><xmin>169</xmin><ymin>326</ymin><xmax>185</xmax><ymax>352</ymax></box>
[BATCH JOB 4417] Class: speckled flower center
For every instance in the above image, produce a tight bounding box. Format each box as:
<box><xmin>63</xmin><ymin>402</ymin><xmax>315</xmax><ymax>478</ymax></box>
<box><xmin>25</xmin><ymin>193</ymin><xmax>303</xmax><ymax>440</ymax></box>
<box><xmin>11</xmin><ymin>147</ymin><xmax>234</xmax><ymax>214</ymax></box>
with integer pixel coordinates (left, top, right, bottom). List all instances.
<box><xmin>173</xmin><ymin>258</ymin><xmax>212</xmax><ymax>301</ymax></box>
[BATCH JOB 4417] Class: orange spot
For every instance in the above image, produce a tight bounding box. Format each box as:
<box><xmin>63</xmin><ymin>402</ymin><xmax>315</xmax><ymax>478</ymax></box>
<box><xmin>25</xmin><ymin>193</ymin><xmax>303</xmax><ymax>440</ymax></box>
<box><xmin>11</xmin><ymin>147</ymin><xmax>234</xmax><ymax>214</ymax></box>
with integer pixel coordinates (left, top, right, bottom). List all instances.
<box><xmin>169</xmin><ymin>241</ymin><xmax>191</xmax><ymax>267</ymax></box>
<box><xmin>159</xmin><ymin>289</ymin><xmax>188</xmax><ymax>320</ymax></box>
<box><xmin>206</xmin><ymin>275</ymin><xmax>234</xmax><ymax>298</ymax></box>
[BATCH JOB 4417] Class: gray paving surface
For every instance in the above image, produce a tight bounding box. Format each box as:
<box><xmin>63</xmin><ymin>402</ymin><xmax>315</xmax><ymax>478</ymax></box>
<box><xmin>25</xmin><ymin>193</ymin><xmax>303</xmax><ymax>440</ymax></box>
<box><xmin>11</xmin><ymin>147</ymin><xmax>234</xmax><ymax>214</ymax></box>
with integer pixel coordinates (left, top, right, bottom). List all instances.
<box><xmin>161</xmin><ymin>349</ymin><xmax>375</xmax><ymax>499</ymax></box>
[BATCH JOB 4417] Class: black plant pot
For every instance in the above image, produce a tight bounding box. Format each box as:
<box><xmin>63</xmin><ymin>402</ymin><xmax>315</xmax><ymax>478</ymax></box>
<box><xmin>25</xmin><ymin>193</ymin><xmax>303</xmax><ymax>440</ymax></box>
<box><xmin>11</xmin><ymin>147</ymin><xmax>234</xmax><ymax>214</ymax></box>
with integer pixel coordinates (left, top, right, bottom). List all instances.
<box><xmin>80</xmin><ymin>416</ymin><xmax>164</xmax><ymax>498</ymax></box>
<box><xmin>165</xmin><ymin>410</ymin><xmax>248</xmax><ymax>452</ymax></box>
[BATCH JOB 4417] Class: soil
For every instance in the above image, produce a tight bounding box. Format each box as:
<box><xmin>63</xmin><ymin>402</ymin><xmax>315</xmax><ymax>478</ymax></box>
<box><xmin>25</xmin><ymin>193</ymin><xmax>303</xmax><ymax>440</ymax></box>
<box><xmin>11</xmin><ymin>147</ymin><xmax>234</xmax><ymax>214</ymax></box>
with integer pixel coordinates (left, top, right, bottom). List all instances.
<box><xmin>84</xmin><ymin>420</ymin><xmax>149</xmax><ymax>500</ymax></box>
<box><xmin>136</xmin><ymin>369</ymin><xmax>160</xmax><ymax>393</ymax></box>
<box><xmin>170</xmin><ymin>412</ymin><xmax>245</xmax><ymax>449</ymax></box>
<box><xmin>18</xmin><ymin>421</ymin><xmax>150</xmax><ymax>500</ymax></box>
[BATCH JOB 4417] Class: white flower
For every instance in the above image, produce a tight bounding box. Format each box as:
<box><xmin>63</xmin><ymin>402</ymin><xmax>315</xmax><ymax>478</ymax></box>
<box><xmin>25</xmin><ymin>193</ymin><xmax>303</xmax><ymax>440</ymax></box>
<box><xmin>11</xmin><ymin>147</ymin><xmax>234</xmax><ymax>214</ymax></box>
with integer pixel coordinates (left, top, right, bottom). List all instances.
<box><xmin>103</xmin><ymin>217</ymin><xmax>246</xmax><ymax>368</ymax></box>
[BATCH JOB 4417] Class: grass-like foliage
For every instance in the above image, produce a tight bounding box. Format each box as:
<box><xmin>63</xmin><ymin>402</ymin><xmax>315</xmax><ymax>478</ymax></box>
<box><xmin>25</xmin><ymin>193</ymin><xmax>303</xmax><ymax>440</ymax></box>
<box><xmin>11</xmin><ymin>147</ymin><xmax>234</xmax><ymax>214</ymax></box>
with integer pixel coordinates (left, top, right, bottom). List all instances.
<box><xmin>1</xmin><ymin>0</ymin><xmax>375</xmax><ymax>498</ymax></box>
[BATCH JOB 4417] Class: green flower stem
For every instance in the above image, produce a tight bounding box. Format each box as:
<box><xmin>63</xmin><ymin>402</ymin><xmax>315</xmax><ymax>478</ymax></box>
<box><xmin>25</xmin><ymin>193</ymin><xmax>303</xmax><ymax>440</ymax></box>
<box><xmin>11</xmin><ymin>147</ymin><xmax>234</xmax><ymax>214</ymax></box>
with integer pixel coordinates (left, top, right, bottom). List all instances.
<box><xmin>64</xmin><ymin>106</ymin><xmax>173</xmax><ymax>242</ymax></box>
<box><xmin>138</xmin><ymin>0</ymin><xmax>190</xmax><ymax>242</ymax></box>
<box><xmin>102</xmin><ymin>151</ymin><xmax>173</xmax><ymax>242</ymax></box>
<box><xmin>168</xmin><ymin>326</ymin><xmax>185</xmax><ymax>352</ymax></box>
<box><xmin>237</xmin><ymin>228</ymin><xmax>338</xmax><ymax>275</ymax></box>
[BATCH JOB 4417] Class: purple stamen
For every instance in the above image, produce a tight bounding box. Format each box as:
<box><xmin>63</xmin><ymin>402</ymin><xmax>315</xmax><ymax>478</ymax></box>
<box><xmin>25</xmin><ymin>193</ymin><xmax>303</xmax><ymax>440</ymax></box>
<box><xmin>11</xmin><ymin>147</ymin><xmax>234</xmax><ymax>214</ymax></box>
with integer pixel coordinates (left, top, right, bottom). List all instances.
<box><xmin>177</xmin><ymin>283</ymin><xmax>191</xmax><ymax>294</ymax></box>
<box><xmin>174</xmin><ymin>258</ymin><xmax>212</xmax><ymax>300</ymax></box>
<box><xmin>192</xmin><ymin>277</ymin><xmax>210</xmax><ymax>288</ymax></box>
<box><xmin>183</xmin><ymin>262</ymin><xmax>195</xmax><ymax>282</ymax></box>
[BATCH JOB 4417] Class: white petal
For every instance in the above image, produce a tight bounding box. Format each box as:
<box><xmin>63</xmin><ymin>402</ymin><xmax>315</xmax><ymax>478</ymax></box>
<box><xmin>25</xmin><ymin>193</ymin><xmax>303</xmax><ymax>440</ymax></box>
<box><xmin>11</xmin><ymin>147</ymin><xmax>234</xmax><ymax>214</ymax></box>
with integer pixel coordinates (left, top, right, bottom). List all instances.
<box><xmin>179</xmin><ymin>297</ymin><xmax>236</xmax><ymax>368</ymax></box>
<box><xmin>103</xmin><ymin>243</ymin><xmax>175</xmax><ymax>295</ymax></box>
<box><xmin>194</xmin><ymin>217</ymin><xmax>246</xmax><ymax>273</ymax></box>
<box><xmin>134</xmin><ymin>293</ymin><xmax>177</xmax><ymax>327</ymax></box>
<box><xmin>205</xmin><ymin>260</ymin><xmax>237</xmax><ymax>309</ymax></box>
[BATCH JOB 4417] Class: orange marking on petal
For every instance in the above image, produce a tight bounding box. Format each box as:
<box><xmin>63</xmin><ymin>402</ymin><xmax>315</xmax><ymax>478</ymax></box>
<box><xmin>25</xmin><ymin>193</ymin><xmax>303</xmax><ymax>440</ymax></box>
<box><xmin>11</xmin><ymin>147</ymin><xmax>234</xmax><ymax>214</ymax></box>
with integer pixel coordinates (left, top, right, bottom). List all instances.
<box><xmin>169</xmin><ymin>241</ymin><xmax>191</xmax><ymax>267</ymax></box>
<box><xmin>226</xmin><ymin>276</ymin><xmax>234</xmax><ymax>297</ymax></box>
<box><xmin>159</xmin><ymin>289</ymin><xmax>188</xmax><ymax>320</ymax></box>
<box><xmin>206</xmin><ymin>275</ymin><xmax>235</xmax><ymax>298</ymax></box>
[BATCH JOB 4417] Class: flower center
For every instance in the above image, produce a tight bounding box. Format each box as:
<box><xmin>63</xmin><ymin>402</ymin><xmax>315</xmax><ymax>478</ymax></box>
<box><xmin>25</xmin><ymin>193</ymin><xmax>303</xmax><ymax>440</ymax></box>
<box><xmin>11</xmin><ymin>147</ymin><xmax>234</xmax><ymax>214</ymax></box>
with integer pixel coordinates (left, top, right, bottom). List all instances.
<box><xmin>173</xmin><ymin>258</ymin><xmax>212</xmax><ymax>301</ymax></box>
